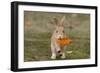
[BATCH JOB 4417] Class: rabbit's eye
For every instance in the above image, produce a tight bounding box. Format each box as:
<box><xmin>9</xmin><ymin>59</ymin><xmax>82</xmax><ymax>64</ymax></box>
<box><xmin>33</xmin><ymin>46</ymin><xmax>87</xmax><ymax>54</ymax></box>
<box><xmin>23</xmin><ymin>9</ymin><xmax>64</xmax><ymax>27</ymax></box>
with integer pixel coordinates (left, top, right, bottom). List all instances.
<box><xmin>62</xmin><ymin>30</ymin><xmax>65</xmax><ymax>33</ymax></box>
<box><xmin>56</xmin><ymin>31</ymin><xmax>58</xmax><ymax>33</ymax></box>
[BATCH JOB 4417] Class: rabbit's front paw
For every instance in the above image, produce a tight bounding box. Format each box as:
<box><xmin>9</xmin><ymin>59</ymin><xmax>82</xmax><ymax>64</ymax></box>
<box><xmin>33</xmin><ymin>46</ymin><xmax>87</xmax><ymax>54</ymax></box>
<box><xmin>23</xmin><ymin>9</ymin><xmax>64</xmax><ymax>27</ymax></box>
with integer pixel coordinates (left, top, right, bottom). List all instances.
<box><xmin>51</xmin><ymin>55</ymin><xmax>56</xmax><ymax>59</ymax></box>
<box><xmin>61</xmin><ymin>53</ymin><xmax>66</xmax><ymax>59</ymax></box>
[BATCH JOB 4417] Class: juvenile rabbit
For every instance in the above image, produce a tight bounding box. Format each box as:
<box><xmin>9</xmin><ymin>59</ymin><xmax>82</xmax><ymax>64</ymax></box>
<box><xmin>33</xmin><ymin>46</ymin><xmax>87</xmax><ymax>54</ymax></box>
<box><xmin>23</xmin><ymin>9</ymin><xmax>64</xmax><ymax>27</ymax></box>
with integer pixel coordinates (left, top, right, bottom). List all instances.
<box><xmin>51</xmin><ymin>16</ymin><xmax>67</xmax><ymax>59</ymax></box>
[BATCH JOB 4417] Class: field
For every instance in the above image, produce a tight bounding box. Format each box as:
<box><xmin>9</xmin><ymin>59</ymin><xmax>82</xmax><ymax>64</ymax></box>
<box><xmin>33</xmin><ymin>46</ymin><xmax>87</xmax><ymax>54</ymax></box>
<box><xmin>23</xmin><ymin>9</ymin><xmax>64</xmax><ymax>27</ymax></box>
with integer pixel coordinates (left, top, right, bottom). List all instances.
<box><xmin>24</xmin><ymin>11</ymin><xmax>90</xmax><ymax>62</ymax></box>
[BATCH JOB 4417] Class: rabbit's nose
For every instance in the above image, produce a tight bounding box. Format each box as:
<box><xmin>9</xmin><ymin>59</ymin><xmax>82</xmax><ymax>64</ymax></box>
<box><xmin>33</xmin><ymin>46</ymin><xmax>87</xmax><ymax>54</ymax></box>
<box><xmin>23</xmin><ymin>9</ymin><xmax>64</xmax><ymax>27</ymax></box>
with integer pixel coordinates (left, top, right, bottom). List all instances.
<box><xmin>57</xmin><ymin>35</ymin><xmax>63</xmax><ymax>39</ymax></box>
<box><xmin>57</xmin><ymin>35</ymin><xmax>61</xmax><ymax>39</ymax></box>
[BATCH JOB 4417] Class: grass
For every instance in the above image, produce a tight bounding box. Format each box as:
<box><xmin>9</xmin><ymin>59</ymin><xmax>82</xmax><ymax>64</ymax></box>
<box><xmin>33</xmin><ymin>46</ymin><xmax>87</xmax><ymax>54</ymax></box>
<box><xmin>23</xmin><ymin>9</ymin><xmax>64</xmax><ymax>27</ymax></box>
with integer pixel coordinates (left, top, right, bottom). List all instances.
<box><xmin>24</xmin><ymin>11</ymin><xmax>90</xmax><ymax>62</ymax></box>
<box><xmin>24</xmin><ymin>32</ymin><xmax>90</xmax><ymax>62</ymax></box>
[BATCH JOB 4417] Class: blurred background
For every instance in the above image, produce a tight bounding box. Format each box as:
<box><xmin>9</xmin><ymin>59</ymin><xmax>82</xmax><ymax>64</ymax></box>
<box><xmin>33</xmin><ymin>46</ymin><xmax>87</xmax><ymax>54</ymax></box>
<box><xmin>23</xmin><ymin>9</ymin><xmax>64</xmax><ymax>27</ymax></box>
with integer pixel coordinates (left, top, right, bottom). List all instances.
<box><xmin>24</xmin><ymin>11</ymin><xmax>90</xmax><ymax>62</ymax></box>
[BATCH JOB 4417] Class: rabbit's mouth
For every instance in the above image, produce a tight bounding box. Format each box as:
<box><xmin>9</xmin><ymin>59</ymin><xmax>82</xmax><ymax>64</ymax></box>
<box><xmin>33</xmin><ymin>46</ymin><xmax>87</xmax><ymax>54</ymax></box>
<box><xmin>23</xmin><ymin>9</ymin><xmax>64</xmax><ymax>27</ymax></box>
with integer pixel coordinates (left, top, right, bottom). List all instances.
<box><xmin>58</xmin><ymin>38</ymin><xmax>62</xmax><ymax>40</ymax></box>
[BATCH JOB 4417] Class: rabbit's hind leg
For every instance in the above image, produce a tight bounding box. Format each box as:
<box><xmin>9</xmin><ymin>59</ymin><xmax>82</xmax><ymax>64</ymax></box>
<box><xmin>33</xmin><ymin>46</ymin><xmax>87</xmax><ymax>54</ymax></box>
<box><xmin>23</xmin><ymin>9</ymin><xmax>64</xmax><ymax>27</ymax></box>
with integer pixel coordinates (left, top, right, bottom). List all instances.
<box><xmin>61</xmin><ymin>47</ymin><xmax>66</xmax><ymax>59</ymax></box>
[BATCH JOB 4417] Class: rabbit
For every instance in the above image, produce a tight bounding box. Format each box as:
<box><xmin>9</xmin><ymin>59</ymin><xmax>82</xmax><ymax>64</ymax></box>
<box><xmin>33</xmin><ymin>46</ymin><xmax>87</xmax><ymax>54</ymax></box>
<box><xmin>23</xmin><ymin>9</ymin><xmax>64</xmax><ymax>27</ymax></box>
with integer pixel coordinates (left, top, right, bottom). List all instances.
<box><xmin>50</xmin><ymin>16</ymin><xmax>67</xmax><ymax>59</ymax></box>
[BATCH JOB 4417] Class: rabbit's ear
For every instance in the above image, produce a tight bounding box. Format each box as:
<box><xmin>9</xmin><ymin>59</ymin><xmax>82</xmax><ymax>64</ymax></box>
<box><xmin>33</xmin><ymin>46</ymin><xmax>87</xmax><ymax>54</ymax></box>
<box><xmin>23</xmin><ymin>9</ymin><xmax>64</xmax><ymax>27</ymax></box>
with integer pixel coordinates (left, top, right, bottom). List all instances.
<box><xmin>60</xmin><ymin>16</ymin><xmax>65</xmax><ymax>26</ymax></box>
<box><xmin>53</xmin><ymin>17</ymin><xmax>58</xmax><ymax>25</ymax></box>
<box><xmin>50</xmin><ymin>17</ymin><xmax>59</xmax><ymax>25</ymax></box>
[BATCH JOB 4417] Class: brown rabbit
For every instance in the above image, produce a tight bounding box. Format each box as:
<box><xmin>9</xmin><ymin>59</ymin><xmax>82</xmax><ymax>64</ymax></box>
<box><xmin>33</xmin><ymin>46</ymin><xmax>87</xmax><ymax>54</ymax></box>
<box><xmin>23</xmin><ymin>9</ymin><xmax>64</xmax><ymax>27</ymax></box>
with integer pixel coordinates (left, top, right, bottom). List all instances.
<box><xmin>51</xmin><ymin>16</ymin><xmax>67</xmax><ymax>59</ymax></box>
